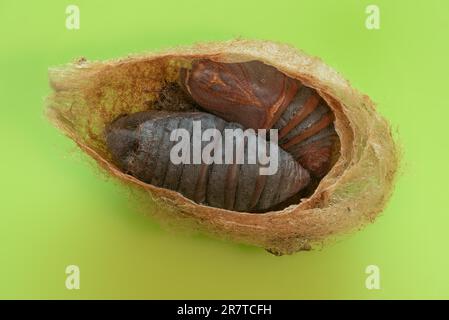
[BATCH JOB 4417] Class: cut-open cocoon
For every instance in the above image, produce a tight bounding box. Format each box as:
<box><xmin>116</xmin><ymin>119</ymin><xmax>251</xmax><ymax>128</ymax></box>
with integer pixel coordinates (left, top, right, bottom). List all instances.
<box><xmin>46</xmin><ymin>40</ymin><xmax>398</xmax><ymax>255</ymax></box>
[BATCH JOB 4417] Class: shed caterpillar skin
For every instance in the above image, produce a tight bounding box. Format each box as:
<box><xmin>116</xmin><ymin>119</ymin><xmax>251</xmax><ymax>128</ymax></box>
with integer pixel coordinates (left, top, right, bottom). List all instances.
<box><xmin>180</xmin><ymin>60</ymin><xmax>339</xmax><ymax>177</ymax></box>
<box><xmin>106</xmin><ymin>111</ymin><xmax>310</xmax><ymax>212</ymax></box>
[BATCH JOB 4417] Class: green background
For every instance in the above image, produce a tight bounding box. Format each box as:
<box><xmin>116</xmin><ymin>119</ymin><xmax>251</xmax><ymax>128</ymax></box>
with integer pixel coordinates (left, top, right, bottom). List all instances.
<box><xmin>0</xmin><ymin>0</ymin><xmax>448</xmax><ymax>299</ymax></box>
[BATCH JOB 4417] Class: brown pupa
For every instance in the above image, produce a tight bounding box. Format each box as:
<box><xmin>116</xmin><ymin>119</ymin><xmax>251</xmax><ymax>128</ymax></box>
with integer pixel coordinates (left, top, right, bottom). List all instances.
<box><xmin>46</xmin><ymin>40</ymin><xmax>399</xmax><ymax>255</ymax></box>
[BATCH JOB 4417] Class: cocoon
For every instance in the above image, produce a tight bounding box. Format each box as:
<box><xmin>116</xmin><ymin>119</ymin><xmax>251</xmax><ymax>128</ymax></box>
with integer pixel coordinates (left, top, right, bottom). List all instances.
<box><xmin>46</xmin><ymin>40</ymin><xmax>398</xmax><ymax>255</ymax></box>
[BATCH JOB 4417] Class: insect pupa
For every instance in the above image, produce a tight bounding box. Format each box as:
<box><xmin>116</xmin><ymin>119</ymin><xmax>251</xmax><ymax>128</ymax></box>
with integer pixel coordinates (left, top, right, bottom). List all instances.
<box><xmin>180</xmin><ymin>59</ymin><xmax>340</xmax><ymax>178</ymax></box>
<box><xmin>106</xmin><ymin>111</ymin><xmax>310</xmax><ymax>212</ymax></box>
